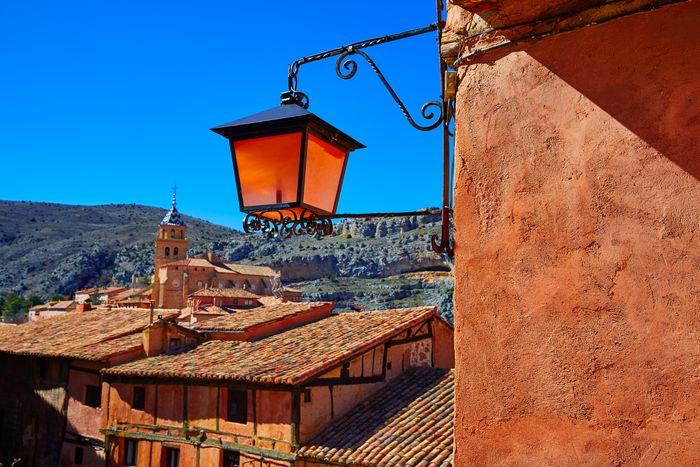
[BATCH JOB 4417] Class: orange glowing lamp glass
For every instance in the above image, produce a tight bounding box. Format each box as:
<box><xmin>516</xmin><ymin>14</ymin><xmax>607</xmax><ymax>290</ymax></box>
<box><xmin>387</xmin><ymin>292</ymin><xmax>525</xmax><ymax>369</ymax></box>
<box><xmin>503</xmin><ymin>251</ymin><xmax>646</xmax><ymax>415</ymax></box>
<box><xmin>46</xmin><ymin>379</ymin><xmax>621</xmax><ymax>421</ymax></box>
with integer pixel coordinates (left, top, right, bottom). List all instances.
<box><xmin>211</xmin><ymin>103</ymin><xmax>364</xmax><ymax>219</ymax></box>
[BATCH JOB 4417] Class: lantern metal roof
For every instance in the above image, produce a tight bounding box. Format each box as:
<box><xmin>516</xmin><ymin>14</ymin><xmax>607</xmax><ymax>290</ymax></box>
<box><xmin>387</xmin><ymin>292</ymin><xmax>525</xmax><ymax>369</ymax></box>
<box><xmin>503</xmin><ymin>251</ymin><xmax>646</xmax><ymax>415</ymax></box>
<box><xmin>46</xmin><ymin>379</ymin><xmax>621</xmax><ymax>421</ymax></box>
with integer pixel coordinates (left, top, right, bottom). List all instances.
<box><xmin>210</xmin><ymin>103</ymin><xmax>365</xmax><ymax>152</ymax></box>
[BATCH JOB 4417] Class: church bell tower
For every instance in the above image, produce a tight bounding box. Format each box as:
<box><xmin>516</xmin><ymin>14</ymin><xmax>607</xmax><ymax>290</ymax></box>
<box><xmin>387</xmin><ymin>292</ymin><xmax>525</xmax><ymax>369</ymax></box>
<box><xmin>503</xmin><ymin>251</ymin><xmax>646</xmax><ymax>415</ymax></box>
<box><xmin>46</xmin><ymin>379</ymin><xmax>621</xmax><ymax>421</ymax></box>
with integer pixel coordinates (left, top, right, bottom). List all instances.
<box><xmin>151</xmin><ymin>189</ymin><xmax>188</xmax><ymax>305</ymax></box>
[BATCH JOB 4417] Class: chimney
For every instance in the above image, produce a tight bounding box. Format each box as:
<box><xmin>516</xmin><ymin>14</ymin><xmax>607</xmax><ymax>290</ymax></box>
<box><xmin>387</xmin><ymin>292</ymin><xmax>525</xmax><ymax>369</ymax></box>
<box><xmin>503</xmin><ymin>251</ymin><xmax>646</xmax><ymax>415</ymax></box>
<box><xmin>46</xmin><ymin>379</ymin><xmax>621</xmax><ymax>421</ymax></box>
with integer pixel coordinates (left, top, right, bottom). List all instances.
<box><xmin>75</xmin><ymin>303</ymin><xmax>92</xmax><ymax>313</ymax></box>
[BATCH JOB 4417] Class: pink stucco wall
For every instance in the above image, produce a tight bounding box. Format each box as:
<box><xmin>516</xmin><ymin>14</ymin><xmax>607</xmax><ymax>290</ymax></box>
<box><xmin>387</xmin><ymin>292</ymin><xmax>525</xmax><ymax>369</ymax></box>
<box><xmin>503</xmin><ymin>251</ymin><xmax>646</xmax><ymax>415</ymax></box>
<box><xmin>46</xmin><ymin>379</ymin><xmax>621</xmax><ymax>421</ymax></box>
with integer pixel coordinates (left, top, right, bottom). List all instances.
<box><xmin>450</xmin><ymin>1</ymin><xmax>700</xmax><ymax>464</ymax></box>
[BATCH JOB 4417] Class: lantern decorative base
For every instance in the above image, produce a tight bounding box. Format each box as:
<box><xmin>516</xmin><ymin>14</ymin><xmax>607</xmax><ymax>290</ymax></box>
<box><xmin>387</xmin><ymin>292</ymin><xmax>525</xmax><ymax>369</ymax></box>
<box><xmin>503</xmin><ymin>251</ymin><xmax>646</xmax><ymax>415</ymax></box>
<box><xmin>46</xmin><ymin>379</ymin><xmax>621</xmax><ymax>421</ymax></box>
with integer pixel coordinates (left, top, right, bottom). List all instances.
<box><xmin>243</xmin><ymin>210</ymin><xmax>334</xmax><ymax>239</ymax></box>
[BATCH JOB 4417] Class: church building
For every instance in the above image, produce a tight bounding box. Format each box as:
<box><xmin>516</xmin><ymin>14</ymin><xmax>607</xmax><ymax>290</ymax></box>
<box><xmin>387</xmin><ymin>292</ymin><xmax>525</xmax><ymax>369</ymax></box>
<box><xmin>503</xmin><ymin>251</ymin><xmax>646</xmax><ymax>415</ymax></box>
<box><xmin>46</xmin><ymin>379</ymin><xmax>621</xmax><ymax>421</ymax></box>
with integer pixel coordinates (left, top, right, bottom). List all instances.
<box><xmin>151</xmin><ymin>193</ymin><xmax>281</xmax><ymax>309</ymax></box>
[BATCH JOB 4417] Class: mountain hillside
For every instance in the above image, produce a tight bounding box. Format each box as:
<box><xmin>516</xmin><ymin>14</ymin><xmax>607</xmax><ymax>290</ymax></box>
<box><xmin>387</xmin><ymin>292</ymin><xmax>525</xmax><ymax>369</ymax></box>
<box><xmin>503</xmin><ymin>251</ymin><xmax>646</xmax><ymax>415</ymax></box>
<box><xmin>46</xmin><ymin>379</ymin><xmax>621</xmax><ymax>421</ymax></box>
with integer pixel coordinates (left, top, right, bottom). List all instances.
<box><xmin>0</xmin><ymin>201</ymin><xmax>453</xmax><ymax>321</ymax></box>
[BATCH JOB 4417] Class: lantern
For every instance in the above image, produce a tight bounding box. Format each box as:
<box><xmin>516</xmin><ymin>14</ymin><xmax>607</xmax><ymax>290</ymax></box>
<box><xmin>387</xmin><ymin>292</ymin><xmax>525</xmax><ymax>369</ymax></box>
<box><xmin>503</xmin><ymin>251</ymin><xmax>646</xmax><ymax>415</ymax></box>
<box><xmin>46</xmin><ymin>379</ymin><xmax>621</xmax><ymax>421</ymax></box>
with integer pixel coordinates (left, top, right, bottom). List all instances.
<box><xmin>211</xmin><ymin>101</ymin><xmax>364</xmax><ymax>221</ymax></box>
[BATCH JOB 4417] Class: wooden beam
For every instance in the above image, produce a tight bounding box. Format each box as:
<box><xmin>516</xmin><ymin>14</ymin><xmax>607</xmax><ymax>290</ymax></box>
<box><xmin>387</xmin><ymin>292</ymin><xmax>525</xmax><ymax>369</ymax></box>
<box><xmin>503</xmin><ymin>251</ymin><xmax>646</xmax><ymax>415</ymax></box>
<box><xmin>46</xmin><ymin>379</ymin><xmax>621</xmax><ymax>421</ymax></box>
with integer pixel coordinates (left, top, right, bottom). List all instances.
<box><xmin>103</xmin><ymin>428</ymin><xmax>297</xmax><ymax>462</ymax></box>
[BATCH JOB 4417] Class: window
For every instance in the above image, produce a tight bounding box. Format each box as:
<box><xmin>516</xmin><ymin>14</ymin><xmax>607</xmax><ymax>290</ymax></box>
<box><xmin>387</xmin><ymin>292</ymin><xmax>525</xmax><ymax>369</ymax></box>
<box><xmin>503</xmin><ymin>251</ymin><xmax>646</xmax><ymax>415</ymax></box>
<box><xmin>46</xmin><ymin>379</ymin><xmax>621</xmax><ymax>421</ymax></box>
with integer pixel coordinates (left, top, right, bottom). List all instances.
<box><xmin>197</xmin><ymin>281</ymin><xmax>204</xmax><ymax>288</ymax></box>
<box><xmin>304</xmin><ymin>389</ymin><xmax>312</xmax><ymax>403</ymax></box>
<box><xmin>169</xmin><ymin>338</ymin><xmax>182</xmax><ymax>351</ymax></box>
<box><xmin>386</xmin><ymin>361</ymin><xmax>392</xmax><ymax>371</ymax></box>
<box><xmin>218</xmin><ymin>282</ymin><xmax>224</xmax><ymax>289</ymax></box>
<box><xmin>340</xmin><ymin>363</ymin><xmax>350</xmax><ymax>379</ymax></box>
<box><xmin>174</xmin><ymin>247</ymin><xmax>179</xmax><ymax>256</ymax></box>
<box><xmin>164</xmin><ymin>447</ymin><xmax>179</xmax><ymax>467</ymax></box>
<box><xmin>165</xmin><ymin>247</ymin><xmax>170</xmax><ymax>256</ymax></box>
<box><xmin>124</xmin><ymin>439</ymin><xmax>138</xmax><ymax>466</ymax></box>
<box><xmin>133</xmin><ymin>386</ymin><xmax>146</xmax><ymax>411</ymax></box>
<box><xmin>170</xmin><ymin>228</ymin><xmax>175</xmax><ymax>238</ymax></box>
<box><xmin>74</xmin><ymin>447</ymin><xmax>84</xmax><ymax>465</ymax></box>
<box><xmin>222</xmin><ymin>450</ymin><xmax>240</xmax><ymax>467</ymax></box>
<box><xmin>226</xmin><ymin>389</ymin><xmax>247</xmax><ymax>423</ymax></box>
<box><xmin>85</xmin><ymin>385</ymin><xmax>101</xmax><ymax>408</ymax></box>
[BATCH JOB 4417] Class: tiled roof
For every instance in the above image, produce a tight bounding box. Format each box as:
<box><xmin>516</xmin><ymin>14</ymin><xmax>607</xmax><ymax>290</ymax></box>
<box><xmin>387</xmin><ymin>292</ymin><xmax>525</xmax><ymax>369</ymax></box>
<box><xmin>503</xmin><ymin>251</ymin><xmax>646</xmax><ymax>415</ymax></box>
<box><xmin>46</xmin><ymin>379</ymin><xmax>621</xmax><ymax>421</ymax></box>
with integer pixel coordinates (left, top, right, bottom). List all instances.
<box><xmin>162</xmin><ymin>256</ymin><xmax>276</xmax><ymax>277</ymax></box>
<box><xmin>190</xmin><ymin>288</ymin><xmax>260</xmax><ymax>299</ymax></box>
<box><xmin>111</xmin><ymin>288</ymin><xmax>148</xmax><ymax>302</ymax></box>
<box><xmin>197</xmin><ymin>305</ymin><xmax>230</xmax><ymax>315</ymax></box>
<box><xmin>86</xmin><ymin>333</ymin><xmax>144</xmax><ymax>360</ymax></box>
<box><xmin>299</xmin><ymin>368</ymin><xmax>454</xmax><ymax>467</ymax></box>
<box><xmin>193</xmin><ymin>302</ymin><xmax>332</xmax><ymax>332</ymax></box>
<box><xmin>0</xmin><ymin>308</ymin><xmax>178</xmax><ymax>361</ymax></box>
<box><xmin>104</xmin><ymin>307</ymin><xmax>436</xmax><ymax>385</ymax></box>
<box><xmin>75</xmin><ymin>286</ymin><xmax>127</xmax><ymax>295</ymax></box>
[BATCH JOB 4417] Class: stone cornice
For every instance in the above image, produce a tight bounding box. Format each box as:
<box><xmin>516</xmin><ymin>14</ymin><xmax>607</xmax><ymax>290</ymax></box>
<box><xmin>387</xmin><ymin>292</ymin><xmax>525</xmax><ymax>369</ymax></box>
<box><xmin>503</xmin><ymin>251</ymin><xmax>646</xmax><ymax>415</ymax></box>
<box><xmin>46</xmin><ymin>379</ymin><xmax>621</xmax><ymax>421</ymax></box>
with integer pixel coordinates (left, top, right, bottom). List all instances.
<box><xmin>442</xmin><ymin>0</ymin><xmax>692</xmax><ymax>66</ymax></box>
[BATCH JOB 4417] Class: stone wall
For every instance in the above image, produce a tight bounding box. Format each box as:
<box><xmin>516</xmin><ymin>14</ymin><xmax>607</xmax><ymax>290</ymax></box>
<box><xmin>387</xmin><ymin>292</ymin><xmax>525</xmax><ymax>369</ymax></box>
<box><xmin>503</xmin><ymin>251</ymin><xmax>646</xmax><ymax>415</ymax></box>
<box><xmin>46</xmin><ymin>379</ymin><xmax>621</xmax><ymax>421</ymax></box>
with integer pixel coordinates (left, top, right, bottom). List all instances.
<box><xmin>449</xmin><ymin>1</ymin><xmax>700</xmax><ymax>464</ymax></box>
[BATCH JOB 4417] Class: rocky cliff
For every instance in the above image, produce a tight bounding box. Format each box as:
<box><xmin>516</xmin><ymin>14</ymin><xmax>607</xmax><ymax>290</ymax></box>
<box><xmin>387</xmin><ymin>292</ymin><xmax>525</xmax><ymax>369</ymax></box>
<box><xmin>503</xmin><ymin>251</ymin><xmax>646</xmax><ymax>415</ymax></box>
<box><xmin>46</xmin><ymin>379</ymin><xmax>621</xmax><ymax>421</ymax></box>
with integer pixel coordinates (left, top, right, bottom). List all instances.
<box><xmin>0</xmin><ymin>201</ymin><xmax>453</xmax><ymax>321</ymax></box>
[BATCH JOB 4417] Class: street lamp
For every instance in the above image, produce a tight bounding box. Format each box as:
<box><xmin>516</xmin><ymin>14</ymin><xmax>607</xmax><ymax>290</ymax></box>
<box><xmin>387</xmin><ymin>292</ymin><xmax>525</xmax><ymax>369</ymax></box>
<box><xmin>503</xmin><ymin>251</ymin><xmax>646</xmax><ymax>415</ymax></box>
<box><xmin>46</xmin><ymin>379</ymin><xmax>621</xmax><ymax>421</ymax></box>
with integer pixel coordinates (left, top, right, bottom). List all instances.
<box><xmin>211</xmin><ymin>2</ymin><xmax>454</xmax><ymax>257</ymax></box>
<box><xmin>211</xmin><ymin>99</ymin><xmax>364</xmax><ymax>237</ymax></box>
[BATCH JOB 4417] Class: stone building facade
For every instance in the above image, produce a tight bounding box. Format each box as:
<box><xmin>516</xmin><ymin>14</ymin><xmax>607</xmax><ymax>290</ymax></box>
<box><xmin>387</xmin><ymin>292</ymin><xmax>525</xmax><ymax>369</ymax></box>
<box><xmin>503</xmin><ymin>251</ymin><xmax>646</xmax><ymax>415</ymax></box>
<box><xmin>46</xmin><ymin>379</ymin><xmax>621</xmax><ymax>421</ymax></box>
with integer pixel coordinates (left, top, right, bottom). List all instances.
<box><xmin>101</xmin><ymin>305</ymin><xmax>455</xmax><ymax>466</ymax></box>
<box><xmin>0</xmin><ymin>308</ymin><xmax>193</xmax><ymax>467</ymax></box>
<box><xmin>151</xmin><ymin>194</ymin><xmax>279</xmax><ymax>309</ymax></box>
<box><xmin>443</xmin><ymin>0</ymin><xmax>700</xmax><ymax>464</ymax></box>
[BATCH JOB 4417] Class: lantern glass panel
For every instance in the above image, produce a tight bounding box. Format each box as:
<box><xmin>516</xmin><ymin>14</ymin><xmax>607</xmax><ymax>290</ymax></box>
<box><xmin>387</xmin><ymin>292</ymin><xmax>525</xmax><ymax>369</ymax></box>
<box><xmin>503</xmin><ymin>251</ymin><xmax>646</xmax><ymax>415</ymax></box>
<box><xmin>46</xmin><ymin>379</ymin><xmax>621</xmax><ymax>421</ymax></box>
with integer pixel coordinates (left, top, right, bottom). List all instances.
<box><xmin>302</xmin><ymin>133</ymin><xmax>347</xmax><ymax>214</ymax></box>
<box><xmin>233</xmin><ymin>132</ymin><xmax>302</xmax><ymax>209</ymax></box>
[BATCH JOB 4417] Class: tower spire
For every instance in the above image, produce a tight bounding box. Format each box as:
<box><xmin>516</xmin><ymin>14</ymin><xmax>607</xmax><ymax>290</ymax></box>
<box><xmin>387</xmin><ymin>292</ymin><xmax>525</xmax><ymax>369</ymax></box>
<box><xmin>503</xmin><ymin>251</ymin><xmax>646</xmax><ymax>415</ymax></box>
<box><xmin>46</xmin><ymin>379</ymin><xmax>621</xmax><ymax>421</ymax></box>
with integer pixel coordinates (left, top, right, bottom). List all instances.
<box><xmin>160</xmin><ymin>187</ymin><xmax>186</xmax><ymax>226</ymax></box>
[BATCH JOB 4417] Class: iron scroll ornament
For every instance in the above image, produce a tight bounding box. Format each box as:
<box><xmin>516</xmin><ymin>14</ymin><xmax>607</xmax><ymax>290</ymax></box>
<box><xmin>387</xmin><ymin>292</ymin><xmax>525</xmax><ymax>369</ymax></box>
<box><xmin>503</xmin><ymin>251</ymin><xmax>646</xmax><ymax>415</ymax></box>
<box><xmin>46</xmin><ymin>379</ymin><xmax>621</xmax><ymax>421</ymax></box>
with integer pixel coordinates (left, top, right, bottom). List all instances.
<box><xmin>243</xmin><ymin>210</ymin><xmax>333</xmax><ymax>239</ymax></box>
<box><xmin>285</xmin><ymin>23</ymin><xmax>443</xmax><ymax>131</ymax></box>
<box><xmin>334</xmin><ymin>48</ymin><xmax>443</xmax><ymax>131</ymax></box>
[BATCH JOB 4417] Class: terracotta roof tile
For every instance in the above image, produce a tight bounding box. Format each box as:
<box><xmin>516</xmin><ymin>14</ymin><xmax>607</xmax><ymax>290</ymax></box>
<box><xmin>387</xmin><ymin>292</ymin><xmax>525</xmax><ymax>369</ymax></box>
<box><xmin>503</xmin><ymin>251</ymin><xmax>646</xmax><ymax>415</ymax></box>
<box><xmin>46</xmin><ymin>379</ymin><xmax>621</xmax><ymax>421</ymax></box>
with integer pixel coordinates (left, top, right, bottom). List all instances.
<box><xmin>75</xmin><ymin>286</ymin><xmax>127</xmax><ymax>295</ymax></box>
<box><xmin>104</xmin><ymin>307</ymin><xmax>436</xmax><ymax>385</ymax></box>
<box><xmin>298</xmin><ymin>367</ymin><xmax>454</xmax><ymax>466</ymax></box>
<box><xmin>189</xmin><ymin>288</ymin><xmax>260</xmax><ymax>299</ymax></box>
<box><xmin>111</xmin><ymin>288</ymin><xmax>148</xmax><ymax>302</ymax></box>
<box><xmin>0</xmin><ymin>308</ymin><xmax>178</xmax><ymax>361</ymax></box>
<box><xmin>162</xmin><ymin>257</ymin><xmax>276</xmax><ymax>277</ymax></box>
<box><xmin>193</xmin><ymin>302</ymin><xmax>332</xmax><ymax>332</ymax></box>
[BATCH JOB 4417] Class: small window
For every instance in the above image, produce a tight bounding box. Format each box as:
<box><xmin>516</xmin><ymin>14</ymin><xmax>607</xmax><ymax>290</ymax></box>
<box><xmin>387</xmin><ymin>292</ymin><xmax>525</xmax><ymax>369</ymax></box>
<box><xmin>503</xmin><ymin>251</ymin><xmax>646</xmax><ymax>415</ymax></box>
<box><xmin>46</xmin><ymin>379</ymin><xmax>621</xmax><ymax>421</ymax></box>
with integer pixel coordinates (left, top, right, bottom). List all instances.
<box><xmin>222</xmin><ymin>450</ymin><xmax>240</xmax><ymax>467</ymax></box>
<box><xmin>386</xmin><ymin>361</ymin><xmax>392</xmax><ymax>371</ymax></box>
<box><xmin>174</xmin><ymin>247</ymin><xmax>179</xmax><ymax>256</ymax></box>
<box><xmin>85</xmin><ymin>385</ymin><xmax>101</xmax><ymax>408</ymax></box>
<box><xmin>340</xmin><ymin>363</ymin><xmax>350</xmax><ymax>379</ymax></box>
<box><xmin>197</xmin><ymin>281</ymin><xmax>204</xmax><ymax>288</ymax></box>
<box><xmin>133</xmin><ymin>386</ymin><xmax>146</xmax><ymax>411</ymax></box>
<box><xmin>226</xmin><ymin>389</ymin><xmax>247</xmax><ymax>424</ymax></box>
<box><xmin>170</xmin><ymin>228</ymin><xmax>175</xmax><ymax>238</ymax></box>
<box><xmin>74</xmin><ymin>446</ymin><xmax>84</xmax><ymax>465</ymax></box>
<box><xmin>165</xmin><ymin>247</ymin><xmax>170</xmax><ymax>256</ymax></box>
<box><xmin>164</xmin><ymin>447</ymin><xmax>179</xmax><ymax>467</ymax></box>
<box><xmin>169</xmin><ymin>338</ymin><xmax>182</xmax><ymax>351</ymax></box>
<box><xmin>303</xmin><ymin>389</ymin><xmax>312</xmax><ymax>403</ymax></box>
<box><xmin>124</xmin><ymin>439</ymin><xmax>138</xmax><ymax>466</ymax></box>
<box><xmin>218</xmin><ymin>283</ymin><xmax>224</xmax><ymax>289</ymax></box>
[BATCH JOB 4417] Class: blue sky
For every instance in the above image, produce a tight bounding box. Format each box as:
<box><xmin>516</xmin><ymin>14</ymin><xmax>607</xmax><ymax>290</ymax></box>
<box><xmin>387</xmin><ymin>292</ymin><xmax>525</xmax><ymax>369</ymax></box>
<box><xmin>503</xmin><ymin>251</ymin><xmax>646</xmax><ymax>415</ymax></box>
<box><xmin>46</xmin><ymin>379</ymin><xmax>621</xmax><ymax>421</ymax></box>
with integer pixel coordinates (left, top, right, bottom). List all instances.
<box><xmin>0</xmin><ymin>0</ymin><xmax>443</xmax><ymax>228</ymax></box>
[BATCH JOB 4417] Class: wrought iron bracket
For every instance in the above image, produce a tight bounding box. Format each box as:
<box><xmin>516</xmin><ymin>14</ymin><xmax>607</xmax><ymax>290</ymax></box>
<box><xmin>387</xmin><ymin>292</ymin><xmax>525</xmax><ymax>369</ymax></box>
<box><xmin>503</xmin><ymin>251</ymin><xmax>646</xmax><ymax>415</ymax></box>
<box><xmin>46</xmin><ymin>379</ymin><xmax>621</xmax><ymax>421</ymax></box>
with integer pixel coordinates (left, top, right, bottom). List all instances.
<box><xmin>262</xmin><ymin>8</ymin><xmax>455</xmax><ymax>258</ymax></box>
<box><xmin>286</xmin><ymin>23</ymin><xmax>443</xmax><ymax>131</ymax></box>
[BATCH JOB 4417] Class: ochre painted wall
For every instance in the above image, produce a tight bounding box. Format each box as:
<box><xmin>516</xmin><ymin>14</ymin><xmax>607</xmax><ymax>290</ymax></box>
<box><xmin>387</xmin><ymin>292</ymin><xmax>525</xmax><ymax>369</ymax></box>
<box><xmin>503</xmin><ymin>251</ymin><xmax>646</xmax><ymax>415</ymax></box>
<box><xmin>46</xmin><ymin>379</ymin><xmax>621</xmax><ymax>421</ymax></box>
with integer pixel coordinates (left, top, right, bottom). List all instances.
<box><xmin>298</xmin><ymin>323</ymin><xmax>445</xmax><ymax>444</ymax></box>
<box><xmin>451</xmin><ymin>1</ymin><xmax>700</xmax><ymax>465</ymax></box>
<box><xmin>66</xmin><ymin>369</ymin><xmax>102</xmax><ymax>438</ymax></box>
